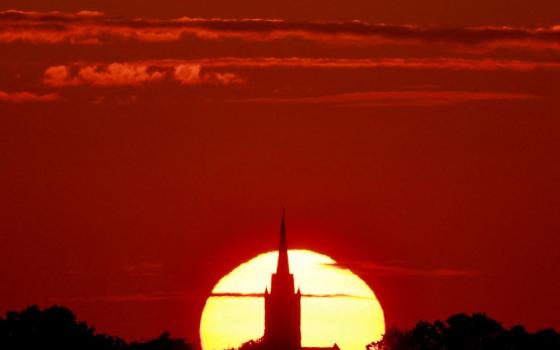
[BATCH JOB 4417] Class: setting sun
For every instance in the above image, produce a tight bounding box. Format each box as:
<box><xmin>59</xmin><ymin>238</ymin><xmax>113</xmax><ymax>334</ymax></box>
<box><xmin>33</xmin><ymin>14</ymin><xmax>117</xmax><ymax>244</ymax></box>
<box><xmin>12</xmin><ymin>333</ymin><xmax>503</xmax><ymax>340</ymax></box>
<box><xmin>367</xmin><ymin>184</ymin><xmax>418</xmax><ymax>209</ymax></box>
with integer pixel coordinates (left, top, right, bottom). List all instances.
<box><xmin>200</xmin><ymin>250</ymin><xmax>385</xmax><ymax>350</ymax></box>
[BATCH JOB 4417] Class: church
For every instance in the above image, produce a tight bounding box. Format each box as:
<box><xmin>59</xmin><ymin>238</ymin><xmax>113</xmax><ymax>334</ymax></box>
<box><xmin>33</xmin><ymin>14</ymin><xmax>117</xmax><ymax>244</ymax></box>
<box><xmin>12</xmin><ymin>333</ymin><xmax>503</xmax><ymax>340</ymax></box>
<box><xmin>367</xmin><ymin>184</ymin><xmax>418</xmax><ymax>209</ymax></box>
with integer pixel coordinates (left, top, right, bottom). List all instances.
<box><xmin>257</xmin><ymin>214</ymin><xmax>339</xmax><ymax>350</ymax></box>
<box><xmin>263</xmin><ymin>214</ymin><xmax>301</xmax><ymax>350</ymax></box>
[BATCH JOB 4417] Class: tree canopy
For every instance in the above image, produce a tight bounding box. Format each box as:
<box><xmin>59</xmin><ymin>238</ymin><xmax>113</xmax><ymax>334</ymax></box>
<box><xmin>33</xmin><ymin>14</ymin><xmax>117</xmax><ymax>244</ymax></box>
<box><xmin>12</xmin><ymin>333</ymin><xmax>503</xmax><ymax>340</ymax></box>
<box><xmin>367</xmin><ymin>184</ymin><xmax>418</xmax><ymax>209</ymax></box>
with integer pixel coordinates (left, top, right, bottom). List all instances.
<box><xmin>0</xmin><ymin>305</ymin><xmax>192</xmax><ymax>350</ymax></box>
<box><xmin>367</xmin><ymin>313</ymin><xmax>560</xmax><ymax>350</ymax></box>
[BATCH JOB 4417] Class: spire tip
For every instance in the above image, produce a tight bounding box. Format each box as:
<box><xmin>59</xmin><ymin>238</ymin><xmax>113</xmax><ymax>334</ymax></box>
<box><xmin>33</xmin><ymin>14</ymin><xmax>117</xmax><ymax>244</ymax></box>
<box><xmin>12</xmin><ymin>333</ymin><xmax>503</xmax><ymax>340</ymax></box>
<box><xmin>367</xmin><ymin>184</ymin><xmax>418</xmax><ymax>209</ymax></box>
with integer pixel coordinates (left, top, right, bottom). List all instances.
<box><xmin>277</xmin><ymin>208</ymin><xmax>290</xmax><ymax>274</ymax></box>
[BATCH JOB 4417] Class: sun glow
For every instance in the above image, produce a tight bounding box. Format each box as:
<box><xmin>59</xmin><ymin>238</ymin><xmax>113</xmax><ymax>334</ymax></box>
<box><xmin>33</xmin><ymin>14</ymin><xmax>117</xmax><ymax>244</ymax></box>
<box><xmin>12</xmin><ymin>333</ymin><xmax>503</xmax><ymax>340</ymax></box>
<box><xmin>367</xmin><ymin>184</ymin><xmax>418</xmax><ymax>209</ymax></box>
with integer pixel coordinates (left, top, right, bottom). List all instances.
<box><xmin>200</xmin><ymin>250</ymin><xmax>385</xmax><ymax>350</ymax></box>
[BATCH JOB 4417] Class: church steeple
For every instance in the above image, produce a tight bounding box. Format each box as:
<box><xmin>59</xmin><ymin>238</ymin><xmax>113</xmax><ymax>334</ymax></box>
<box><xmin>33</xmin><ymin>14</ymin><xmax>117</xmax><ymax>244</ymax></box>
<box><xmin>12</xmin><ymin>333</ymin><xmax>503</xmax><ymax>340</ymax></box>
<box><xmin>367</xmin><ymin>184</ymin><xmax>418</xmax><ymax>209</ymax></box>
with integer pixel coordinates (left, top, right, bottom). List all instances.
<box><xmin>277</xmin><ymin>210</ymin><xmax>290</xmax><ymax>274</ymax></box>
<box><xmin>264</xmin><ymin>210</ymin><xmax>301</xmax><ymax>350</ymax></box>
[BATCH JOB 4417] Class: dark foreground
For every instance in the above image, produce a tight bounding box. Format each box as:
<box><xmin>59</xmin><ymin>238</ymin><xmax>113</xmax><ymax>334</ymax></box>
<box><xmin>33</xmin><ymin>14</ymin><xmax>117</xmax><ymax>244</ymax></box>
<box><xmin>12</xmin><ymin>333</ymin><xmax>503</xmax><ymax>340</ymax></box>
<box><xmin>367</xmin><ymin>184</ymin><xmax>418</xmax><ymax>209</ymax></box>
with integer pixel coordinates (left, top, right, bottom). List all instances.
<box><xmin>0</xmin><ymin>305</ymin><xmax>191</xmax><ymax>350</ymax></box>
<box><xmin>368</xmin><ymin>313</ymin><xmax>560</xmax><ymax>350</ymax></box>
<box><xmin>0</xmin><ymin>305</ymin><xmax>558</xmax><ymax>350</ymax></box>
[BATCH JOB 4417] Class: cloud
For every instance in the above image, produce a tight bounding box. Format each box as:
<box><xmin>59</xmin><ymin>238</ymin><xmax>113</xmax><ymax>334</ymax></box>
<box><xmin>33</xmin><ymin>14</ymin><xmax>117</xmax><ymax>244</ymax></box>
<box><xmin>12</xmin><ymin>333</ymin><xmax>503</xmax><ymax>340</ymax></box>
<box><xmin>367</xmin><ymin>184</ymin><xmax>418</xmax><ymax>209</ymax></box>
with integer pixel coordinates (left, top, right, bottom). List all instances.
<box><xmin>59</xmin><ymin>290</ymin><xmax>372</xmax><ymax>303</ymax></box>
<box><xmin>1</xmin><ymin>10</ymin><xmax>559</xmax><ymax>51</ymax></box>
<box><xmin>328</xmin><ymin>261</ymin><xmax>475</xmax><ymax>277</ymax></box>
<box><xmin>174</xmin><ymin>64</ymin><xmax>202</xmax><ymax>85</ymax></box>
<box><xmin>173</xmin><ymin>64</ymin><xmax>245</xmax><ymax>85</ymax></box>
<box><xmin>43</xmin><ymin>65</ymin><xmax>81</xmax><ymax>87</ymax></box>
<box><xmin>235</xmin><ymin>90</ymin><xmax>537</xmax><ymax>107</ymax></box>
<box><xmin>0</xmin><ymin>90</ymin><xmax>60</xmax><ymax>102</ymax></box>
<box><xmin>210</xmin><ymin>292</ymin><xmax>264</xmax><ymax>298</ymax></box>
<box><xmin>44</xmin><ymin>63</ymin><xmax>165</xmax><ymax>87</ymax></box>
<box><xmin>210</xmin><ymin>292</ymin><xmax>373</xmax><ymax>300</ymax></box>
<box><xmin>74</xmin><ymin>10</ymin><xmax>105</xmax><ymax>18</ymax></box>
<box><xmin>0</xmin><ymin>9</ymin><xmax>105</xmax><ymax>20</ymax></box>
<box><xmin>37</xmin><ymin>59</ymin><xmax>545</xmax><ymax>103</ymax></box>
<box><xmin>78</xmin><ymin>63</ymin><xmax>165</xmax><ymax>86</ymax></box>
<box><xmin>210</xmin><ymin>72</ymin><xmax>246</xmax><ymax>85</ymax></box>
<box><xmin>43</xmin><ymin>62</ymin><xmax>244</xmax><ymax>87</ymax></box>
<box><xmin>41</xmin><ymin>57</ymin><xmax>559</xmax><ymax>90</ymax></box>
<box><xmin>40</xmin><ymin>60</ymin><xmax>541</xmax><ymax>103</ymax></box>
<box><xmin>162</xmin><ymin>57</ymin><xmax>560</xmax><ymax>71</ymax></box>
<box><xmin>44</xmin><ymin>64</ymin><xmax>164</xmax><ymax>87</ymax></box>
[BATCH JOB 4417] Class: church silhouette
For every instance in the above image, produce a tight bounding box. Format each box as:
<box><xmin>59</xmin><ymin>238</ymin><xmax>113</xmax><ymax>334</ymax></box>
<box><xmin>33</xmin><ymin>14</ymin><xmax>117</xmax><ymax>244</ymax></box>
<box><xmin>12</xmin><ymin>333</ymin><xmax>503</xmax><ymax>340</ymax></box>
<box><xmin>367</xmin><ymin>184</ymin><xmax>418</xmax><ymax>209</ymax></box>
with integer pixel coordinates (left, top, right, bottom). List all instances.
<box><xmin>263</xmin><ymin>213</ymin><xmax>301</xmax><ymax>350</ymax></box>
<box><xmin>257</xmin><ymin>213</ymin><xmax>339</xmax><ymax>350</ymax></box>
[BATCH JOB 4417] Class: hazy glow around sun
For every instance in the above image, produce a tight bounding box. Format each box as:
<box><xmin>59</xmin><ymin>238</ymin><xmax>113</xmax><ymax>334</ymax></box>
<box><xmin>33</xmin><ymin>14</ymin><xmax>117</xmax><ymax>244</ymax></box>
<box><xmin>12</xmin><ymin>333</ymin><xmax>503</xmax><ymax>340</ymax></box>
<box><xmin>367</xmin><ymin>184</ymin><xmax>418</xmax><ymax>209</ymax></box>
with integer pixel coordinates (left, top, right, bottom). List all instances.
<box><xmin>200</xmin><ymin>250</ymin><xmax>385</xmax><ymax>350</ymax></box>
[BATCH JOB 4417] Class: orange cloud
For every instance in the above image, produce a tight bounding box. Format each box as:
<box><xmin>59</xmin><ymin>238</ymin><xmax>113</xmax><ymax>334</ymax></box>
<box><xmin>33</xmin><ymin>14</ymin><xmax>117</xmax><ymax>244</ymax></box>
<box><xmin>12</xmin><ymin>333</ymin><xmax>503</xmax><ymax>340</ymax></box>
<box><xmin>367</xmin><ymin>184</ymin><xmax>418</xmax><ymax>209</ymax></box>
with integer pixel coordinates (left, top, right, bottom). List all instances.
<box><xmin>43</xmin><ymin>66</ymin><xmax>81</xmax><ymax>87</ymax></box>
<box><xmin>173</xmin><ymin>64</ymin><xmax>244</xmax><ymax>85</ymax></box>
<box><xmin>43</xmin><ymin>62</ymin><xmax>244</xmax><ymax>87</ymax></box>
<box><xmin>174</xmin><ymin>64</ymin><xmax>202</xmax><ymax>85</ymax></box>
<box><xmin>208</xmin><ymin>72</ymin><xmax>246</xmax><ymax>85</ymax></box>
<box><xmin>0</xmin><ymin>90</ymin><xmax>60</xmax><ymax>102</ymax></box>
<box><xmin>44</xmin><ymin>63</ymin><xmax>166</xmax><ymax>86</ymax></box>
<box><xmin>78</xmin><ymin>63</ymin><xmax>165</xmax><ymax>86</ymax></box>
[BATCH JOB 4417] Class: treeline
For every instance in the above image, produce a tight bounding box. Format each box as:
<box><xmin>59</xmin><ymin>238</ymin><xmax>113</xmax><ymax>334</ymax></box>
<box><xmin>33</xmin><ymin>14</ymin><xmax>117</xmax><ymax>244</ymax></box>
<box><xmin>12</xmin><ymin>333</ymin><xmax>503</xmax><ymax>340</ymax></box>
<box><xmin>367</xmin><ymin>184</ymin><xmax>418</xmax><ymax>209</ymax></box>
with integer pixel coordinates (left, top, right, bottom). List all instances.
<box><xmin>368</xmin><ymin>313</ymin><xmax>560</xmax><ymax>350</ymax></box>
<box><xmin>0</xmin><ymin>305</ymin><xmax>192</xmax><ymax>350</ymax></box>
<box><xmin>1</xmin><ymin>306</ymin><xmax>559</xmax><ymax>350</ymax></box>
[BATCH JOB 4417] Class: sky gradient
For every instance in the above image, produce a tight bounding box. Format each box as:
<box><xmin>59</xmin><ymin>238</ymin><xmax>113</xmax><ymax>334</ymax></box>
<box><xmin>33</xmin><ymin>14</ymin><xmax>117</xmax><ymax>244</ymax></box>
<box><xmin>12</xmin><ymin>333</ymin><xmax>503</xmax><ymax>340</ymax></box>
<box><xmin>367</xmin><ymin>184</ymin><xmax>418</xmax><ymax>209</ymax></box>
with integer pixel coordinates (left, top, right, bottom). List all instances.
<box><xmin>1</xmin><ymin>0</ymin><xmax>559</xmax><ymax>347</ymax></box>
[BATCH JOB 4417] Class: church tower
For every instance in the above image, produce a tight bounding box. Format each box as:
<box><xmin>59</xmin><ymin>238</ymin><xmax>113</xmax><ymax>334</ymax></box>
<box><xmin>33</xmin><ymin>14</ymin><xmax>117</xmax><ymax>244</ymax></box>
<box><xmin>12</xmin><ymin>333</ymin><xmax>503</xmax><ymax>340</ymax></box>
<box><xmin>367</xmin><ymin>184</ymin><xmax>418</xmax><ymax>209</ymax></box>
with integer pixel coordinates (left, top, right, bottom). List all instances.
<box><xmin>263</xmin><ymin>212</ymin><xmax>301</xmax><ymax>350</ymax></box>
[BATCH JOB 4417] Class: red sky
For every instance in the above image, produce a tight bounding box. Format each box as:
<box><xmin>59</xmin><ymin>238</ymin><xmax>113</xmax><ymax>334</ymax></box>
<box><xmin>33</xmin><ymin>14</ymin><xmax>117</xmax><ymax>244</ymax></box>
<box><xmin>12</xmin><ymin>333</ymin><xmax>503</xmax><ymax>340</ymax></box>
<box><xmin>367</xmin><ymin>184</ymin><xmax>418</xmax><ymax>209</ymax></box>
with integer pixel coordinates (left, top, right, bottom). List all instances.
<box><xmin>1</xmin><ymin>0</ymin><xmax>560</xmax><ymax>346</ymax></box>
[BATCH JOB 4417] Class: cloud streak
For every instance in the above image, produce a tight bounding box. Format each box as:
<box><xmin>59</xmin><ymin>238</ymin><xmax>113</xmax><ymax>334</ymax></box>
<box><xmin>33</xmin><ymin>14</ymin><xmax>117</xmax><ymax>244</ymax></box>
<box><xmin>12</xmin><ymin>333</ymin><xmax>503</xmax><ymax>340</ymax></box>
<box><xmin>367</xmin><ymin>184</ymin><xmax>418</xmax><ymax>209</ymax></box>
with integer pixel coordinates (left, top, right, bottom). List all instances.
<box><xmin>151</xmin><ymin>57</ymin><xmax>560</xmax><ymax>71</ymax></box>
<box><xmin>1</xmin><ymin>10</ymin><xmax>559</xmax><ymax>51</ymax></box>
<box><xmin>61</xmin><ymin>291</ymin><xmax>372</xmax><ymax>303</ymax></box>
<box><xmin>210</xmin><ymin>292</ymin><xmax>373</xmax><ymax>300</ymax></box>
<box><xmin>40</xmin><ymin>57</ymin><xmax>560</xmax><ymax>91</ymax></box>
<box><xmin>0</xmin><ymin>90</ymin><xmax>60</xmax><ymax>102</ymax></box>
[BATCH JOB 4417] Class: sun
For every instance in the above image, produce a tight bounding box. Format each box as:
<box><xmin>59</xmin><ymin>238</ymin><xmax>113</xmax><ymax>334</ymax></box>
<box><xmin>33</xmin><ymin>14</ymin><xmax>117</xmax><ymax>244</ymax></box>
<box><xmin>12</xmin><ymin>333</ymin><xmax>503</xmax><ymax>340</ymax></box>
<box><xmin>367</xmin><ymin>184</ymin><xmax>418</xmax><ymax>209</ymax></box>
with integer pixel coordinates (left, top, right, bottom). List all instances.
<box><xmin>200</xmin><ymin>249</ymin><xmax>385</xmax><ymax>350</ymax></box>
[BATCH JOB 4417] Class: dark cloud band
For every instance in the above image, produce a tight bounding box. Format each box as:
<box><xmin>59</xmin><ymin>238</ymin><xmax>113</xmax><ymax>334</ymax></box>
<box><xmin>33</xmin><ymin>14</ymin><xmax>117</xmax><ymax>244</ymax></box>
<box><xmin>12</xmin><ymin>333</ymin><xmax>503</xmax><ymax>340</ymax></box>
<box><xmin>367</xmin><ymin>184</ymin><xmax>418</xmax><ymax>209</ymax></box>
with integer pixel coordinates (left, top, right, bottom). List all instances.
<box><xmin>1</xmin><ymin>10</ymin><xmax>559</xmax><ymax>48</ymax></box>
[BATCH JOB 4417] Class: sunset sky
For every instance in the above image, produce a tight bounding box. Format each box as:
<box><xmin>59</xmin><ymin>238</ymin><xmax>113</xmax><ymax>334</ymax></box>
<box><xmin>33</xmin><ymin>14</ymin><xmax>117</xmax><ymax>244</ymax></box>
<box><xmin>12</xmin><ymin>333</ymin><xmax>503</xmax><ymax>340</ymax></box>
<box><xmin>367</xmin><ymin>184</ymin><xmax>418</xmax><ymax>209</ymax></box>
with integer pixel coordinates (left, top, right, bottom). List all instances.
<box><xmin>1</xmin><ymin>0</ymin><xmax>560</xmax><ymax>346</ymax></box>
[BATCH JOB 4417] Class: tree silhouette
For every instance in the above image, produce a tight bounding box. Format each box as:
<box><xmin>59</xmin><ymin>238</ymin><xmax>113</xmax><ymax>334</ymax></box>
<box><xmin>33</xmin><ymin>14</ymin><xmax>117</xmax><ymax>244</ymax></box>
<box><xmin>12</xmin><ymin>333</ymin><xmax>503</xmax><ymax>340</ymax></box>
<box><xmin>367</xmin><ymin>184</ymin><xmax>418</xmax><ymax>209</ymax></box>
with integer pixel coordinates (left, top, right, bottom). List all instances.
<box><xmin>0</xmin><ymin>305</ymin><xmax>191</xmax><ymax>350</ymax></box>
<box><xmin>367</xmin><ymin>313</ymin><xmax>560</xmax><ymax>350</ymax></box>
<box><xmin>128</xmin><ymin>332</ymin><xmax>192</xmax><ymax>350</ymax></box>
<box><xmin>1</xmin><ymin>305</ymin><xmax>558</xmax><ymax>350</ymax></box>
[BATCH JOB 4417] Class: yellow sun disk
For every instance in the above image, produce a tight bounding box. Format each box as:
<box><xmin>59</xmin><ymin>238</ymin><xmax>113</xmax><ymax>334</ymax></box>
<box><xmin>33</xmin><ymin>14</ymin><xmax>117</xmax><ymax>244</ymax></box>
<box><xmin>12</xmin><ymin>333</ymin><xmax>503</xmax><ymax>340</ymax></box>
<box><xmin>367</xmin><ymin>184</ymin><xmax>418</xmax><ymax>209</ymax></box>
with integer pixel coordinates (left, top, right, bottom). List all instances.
<box><xmin>200</xmin><ymin>250</ymin><xmax>385</xmax><ymax>350</ymax></box>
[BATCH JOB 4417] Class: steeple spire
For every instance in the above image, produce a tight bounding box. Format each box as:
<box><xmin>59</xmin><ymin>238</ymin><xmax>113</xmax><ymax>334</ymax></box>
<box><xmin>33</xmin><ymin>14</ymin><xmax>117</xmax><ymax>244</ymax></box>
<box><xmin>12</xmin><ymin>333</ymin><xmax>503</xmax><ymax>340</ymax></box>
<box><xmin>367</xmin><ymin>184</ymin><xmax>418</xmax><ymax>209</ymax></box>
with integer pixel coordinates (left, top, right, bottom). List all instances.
<box><xmin>264</xmin><ymin>209</ymin><xmax>301</xmax><ymax>350</ymax></box>
<box><xmin>277</xmin><ymin>208</ymin><xmax>290</xmax><ymax>274</ymax></box>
